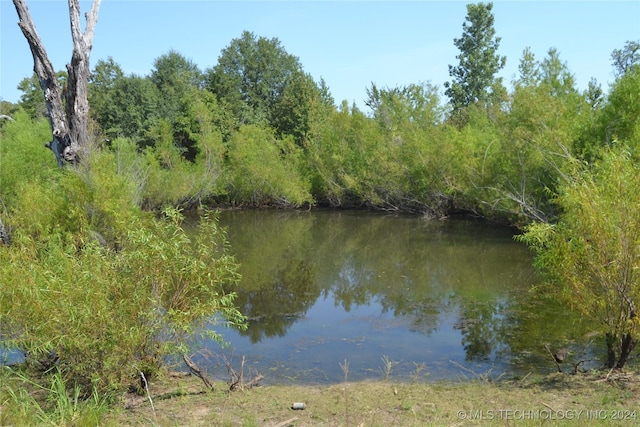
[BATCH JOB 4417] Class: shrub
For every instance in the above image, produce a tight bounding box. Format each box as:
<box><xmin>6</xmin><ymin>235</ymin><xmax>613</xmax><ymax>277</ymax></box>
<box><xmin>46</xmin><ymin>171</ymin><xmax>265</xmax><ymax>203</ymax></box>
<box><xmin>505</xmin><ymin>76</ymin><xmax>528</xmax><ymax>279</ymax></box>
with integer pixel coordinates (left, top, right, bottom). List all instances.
<box><xmin>0</xmin><ymin>149</ymin><xmax>245</xmax><ymax>393</ymax></box>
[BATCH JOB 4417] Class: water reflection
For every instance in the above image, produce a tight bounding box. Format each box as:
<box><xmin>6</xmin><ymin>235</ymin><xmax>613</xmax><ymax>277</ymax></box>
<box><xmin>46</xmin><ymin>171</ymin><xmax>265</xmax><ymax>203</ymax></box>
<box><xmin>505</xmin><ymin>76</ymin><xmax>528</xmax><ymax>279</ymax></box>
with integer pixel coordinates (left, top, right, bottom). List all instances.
<box><xmin>235</xmin><ymin>258</ymin><xmax>320</xmax><ymax>343</ymax></box>
<box><xmin>199</xmin><ymin>210</ymin><xmax>599</xmax><ymax>383</ymax></box>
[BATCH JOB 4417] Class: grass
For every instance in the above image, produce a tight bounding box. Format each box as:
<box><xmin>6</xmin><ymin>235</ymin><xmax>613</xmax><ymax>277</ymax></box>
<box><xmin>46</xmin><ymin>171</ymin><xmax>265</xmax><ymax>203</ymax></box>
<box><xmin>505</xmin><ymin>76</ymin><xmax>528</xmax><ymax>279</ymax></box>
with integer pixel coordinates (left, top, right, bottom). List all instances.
<box><xmin>3</xmin><ymin>366</ymin><xmax>640</xmax><ymax>426</ymax></box>
<box><xmin>0</xmin><ymin>366</ymin><xmax>110</xmax><ymax>427</ymax></box>
<box><xmin>103</xmin><ymin>369</ymin><xmax>640</xmax><ymax>426</ymax></box>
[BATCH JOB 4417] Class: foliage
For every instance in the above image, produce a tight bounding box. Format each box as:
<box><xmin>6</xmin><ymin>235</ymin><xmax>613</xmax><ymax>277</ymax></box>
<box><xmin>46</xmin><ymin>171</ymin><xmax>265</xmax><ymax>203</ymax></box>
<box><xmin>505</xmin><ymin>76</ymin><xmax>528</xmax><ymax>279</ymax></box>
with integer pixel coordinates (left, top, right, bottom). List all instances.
<box><xmin>596</xmin><ymin>66</ymin><xmax>640</xmax><ymax>147</ymax></box>
<box><xmin>366</xmin><ymin>82</ymin><xmax>444</xmax><ymax>131</ymax></box>
<box><xmin>0</xmin><ymin>366</ymin><xmax>111</xmax><ymax>427</ymax></box>
<box><xmin>226</xmin><ymin>124</ymin><xmax>312</xmax><ymax>207</ymax></box>
<box><xmin>0</xmin><ymin>110</ymin><xmax>57</xmax><ymax>206</ymax></box>
<box><xmin>0</xmin><ymin>148</ymin><xmax>246</xmax><ymax>393</ymax></box>
<box><xmin>444</xmin><ymin>2</ymin><xmax>506</xmax><ymax>117</ymax></box>
<box><xmin>205</xmin><ymin>30</ymin><xmax>328</xmax><ymax>145</ymax></box>
<box><xmin>270</xmin><ymin>70</ymin><xmax>329</xmax><ymax>145</ymax></box>
<box><xmin>142</xmin><ymin>116</ymin><xmax>227</xmax><ymax>209</ymax></box>
<box><xmin>538</xmin><ymin>48</ymin><xmax>579</xmax><ymax>99</ymax></box>
<box><xmin>89</xmin><ymin>59</ymin><xmax>160</xmax><ymax>144</ymax></box>
<box><xmin>17</xmin><ymin>73</ymin><xmax>46</xmax><ymax>119</ymax></box>
<box><xmin>611</xmin><ymin>40</ymin><xmax>640</xmax><ymax>78</ymax></box>
<box><xmin>517</xmin><ymin>147</ymin><xmax>640</xmax><ymax>368</ymax></box>
<box><xmin>304</xmin><ymin>102</ymin><xmax>380</xmax><ymax>207</ymax></box>
<box><xmin>150</xmin><ymin>50</ymin><xmax>204</xmax><ymax>123</ymax></box>
<box><xmin>207</xmin><ymin>31</ymin><xmax>301</xmax><ymax>125</ymax></box>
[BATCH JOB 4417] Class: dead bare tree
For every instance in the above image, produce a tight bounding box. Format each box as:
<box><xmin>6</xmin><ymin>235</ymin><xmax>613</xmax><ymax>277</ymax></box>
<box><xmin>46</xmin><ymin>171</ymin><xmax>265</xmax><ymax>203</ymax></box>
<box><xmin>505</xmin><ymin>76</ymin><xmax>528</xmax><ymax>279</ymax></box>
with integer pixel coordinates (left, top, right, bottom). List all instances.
<box><xmin>12</xmin><ymin>0</ymin><xmax>101</xmax><ymax>166</ymax></box>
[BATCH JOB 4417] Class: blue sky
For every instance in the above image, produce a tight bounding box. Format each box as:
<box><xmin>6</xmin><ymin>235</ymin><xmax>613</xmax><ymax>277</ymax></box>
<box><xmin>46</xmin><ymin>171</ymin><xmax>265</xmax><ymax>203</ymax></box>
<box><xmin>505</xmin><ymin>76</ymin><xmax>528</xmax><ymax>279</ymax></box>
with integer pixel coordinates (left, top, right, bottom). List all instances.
<box><xmin>1</xmin><ymin>1</ymin><xmax>639</xmax><ymax>110</ymax></box>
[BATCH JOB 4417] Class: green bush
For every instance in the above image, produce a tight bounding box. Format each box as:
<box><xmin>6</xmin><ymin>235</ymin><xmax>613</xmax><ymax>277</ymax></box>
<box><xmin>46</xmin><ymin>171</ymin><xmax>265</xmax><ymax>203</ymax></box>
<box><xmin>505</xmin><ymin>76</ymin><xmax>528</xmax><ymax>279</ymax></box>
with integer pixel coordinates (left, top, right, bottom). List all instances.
<box><xmin>0</xmin><ymin>110</ymin><xmax>56</xmax><ymax>207</ymax></box>
<box><xmin>226</xmin><ymin>124</ymin><xmax>312</xmax><ymax>207</ymax></box>
<box><xmin>0</xmin><ymin>149</ymin><xmax>245</xmax><ymax>394</ymax></box>
<box><xmin>518</xmin><ymin>145</ymin><xmax>640</xmax><ymax>369</ymax></box>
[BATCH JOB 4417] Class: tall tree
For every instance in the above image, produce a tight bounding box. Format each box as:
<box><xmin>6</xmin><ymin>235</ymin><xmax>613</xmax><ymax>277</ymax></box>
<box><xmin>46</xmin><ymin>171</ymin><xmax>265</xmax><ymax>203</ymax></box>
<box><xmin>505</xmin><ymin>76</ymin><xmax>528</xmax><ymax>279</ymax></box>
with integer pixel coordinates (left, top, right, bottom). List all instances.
<box><xmin>538</xmin><ymin>47</ymin><xmax>577</xmax><ymax>98</ymax></box>
<box><xmin>13</xmin><ymin>0</ymin><xmax>101</xmax><ymax>166</ymax></box>
<box><xmin>89</xmin><ymin>63</ymin><xmax>160</xmax><ymax>144</ymax></box>
<box><xmin>206</xmin><ymin>31</ymin><xmax>322</xmax><ymax>138</ymax></box>
<box><xmin>611</xmin><ymin>40</ymin><xmax>640</xmax><ymax>78</ymax></box>
<box><xmin>444</xmin><ymin>2</ymin><xmax>506</xmax><ymax>116</ymax></box>
<box><xmin>150</xmin><ymin>50</ymin><xmax>203</xmax><ymax>122</ymax></box>
<box><xmin>516</xmin><ymin>47</ymin><xmax>540</xmax><ymax>88</ymax></box>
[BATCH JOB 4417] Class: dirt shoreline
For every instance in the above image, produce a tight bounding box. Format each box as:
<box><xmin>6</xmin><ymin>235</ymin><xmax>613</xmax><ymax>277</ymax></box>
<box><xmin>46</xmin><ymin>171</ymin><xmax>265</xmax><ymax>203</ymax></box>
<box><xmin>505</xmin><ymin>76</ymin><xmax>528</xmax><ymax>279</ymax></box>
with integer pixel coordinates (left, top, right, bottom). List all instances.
<box><xmin>108</xmin><ymin>370</ymin><xmax>640</xmax><ymax>426</ymax></box>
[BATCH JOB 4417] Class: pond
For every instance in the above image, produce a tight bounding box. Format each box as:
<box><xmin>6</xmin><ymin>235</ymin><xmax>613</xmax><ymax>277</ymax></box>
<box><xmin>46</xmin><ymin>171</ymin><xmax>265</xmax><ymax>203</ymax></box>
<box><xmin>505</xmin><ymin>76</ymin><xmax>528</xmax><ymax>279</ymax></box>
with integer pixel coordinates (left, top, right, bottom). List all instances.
<box><xmin>194</xmin><ymin>210</ymin><xmax>601</xmax><ymax>385</ymax></box>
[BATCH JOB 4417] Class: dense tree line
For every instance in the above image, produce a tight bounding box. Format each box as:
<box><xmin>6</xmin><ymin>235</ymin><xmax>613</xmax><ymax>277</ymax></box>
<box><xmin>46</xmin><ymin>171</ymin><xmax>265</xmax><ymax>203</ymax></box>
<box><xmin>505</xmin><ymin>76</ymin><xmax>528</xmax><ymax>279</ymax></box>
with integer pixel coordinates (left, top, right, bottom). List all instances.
<box><xmin>3</xmin><ymin>13</ymin><xmax>636</xmax><ymax>225</ymax></box>
<box><xmin>1</xmin><ymin>2</ymin><xmax>640</xmax><ymax>415</ymax></box>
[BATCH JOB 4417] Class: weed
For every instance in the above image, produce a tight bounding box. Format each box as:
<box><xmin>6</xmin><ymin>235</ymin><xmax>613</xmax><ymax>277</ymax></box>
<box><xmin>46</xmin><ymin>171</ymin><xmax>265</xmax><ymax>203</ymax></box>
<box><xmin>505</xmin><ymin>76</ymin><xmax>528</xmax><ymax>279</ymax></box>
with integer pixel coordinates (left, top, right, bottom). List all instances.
<box><xmin>339</xmin><ymin>359</ymin><xmax>350</xmax><ymax>426</ymax></box>
<box><xmin>379</xmin><ymin>354</ymin><xmax>398</xmax><ymax>381</ymax></box>
<box><xmin>0</xmin><ymin>366</ymin><xmax>111</xmax><ymax>426</ymax></box>
<box><xmin>411</xmin><ymin>361</ymin><xmax>426</xmax><ymax>382</ymax></box>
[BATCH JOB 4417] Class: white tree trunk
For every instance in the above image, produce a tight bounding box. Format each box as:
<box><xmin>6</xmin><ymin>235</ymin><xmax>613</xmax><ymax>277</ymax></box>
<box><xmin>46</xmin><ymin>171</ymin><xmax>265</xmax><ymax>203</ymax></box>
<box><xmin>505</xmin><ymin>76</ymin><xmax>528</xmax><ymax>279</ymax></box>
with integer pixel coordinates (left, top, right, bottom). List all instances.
<box><xmin>12</xmin><ymin>0</ymin><xmax>101</xmax><ymax>165</ymax></box>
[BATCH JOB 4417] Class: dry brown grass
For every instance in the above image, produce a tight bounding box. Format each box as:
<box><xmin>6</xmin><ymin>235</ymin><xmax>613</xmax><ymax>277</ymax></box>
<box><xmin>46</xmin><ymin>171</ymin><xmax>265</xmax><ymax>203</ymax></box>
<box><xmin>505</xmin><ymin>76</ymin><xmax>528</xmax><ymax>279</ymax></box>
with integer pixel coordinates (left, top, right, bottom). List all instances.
<box><xmin>107</xmin><ymin>369</ymin><xmax>640</xmax><ymax>426</ymax></box>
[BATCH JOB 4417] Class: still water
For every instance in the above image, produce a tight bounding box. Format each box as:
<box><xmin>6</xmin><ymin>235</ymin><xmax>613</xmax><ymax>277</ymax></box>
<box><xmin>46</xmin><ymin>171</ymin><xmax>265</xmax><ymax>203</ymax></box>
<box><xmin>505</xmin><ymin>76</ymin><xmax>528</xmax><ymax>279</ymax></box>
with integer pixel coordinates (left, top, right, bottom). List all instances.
<box><xmin>195</xmin><ymin>210</ymin><xmax>599</xmax><ymax>384</ymax></box>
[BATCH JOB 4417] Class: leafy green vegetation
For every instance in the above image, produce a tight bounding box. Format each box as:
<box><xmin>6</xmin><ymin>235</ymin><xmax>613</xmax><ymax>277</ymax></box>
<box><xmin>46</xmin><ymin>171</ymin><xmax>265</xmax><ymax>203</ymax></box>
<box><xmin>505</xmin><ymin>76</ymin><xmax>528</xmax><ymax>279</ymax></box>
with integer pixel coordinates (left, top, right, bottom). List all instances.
<box><xmin>444</xmin><ymin>2</ymin><xmax>506</xmax><ymax>119</ymax></box>
<box><xmin>1</xmin><ymin>0</ymin><xmax>640</xmax><ymax>423</ymax></box>
<box><xmin>518</xmin><ymin>146</ymin><xmax>640</xmax><ymax>369</ymax></box>
<box><xmin>0</xmin><ymin>116</ymin><xmax>245</xmax><ymax>396</ymax></box>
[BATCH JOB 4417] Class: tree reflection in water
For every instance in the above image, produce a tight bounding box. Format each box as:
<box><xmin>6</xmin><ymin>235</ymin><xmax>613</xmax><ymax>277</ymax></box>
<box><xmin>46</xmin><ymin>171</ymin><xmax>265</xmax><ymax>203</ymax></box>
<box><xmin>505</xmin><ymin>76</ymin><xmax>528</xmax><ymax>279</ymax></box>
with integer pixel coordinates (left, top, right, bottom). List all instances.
<box><xmin>211</xmin><ymin>210</ymin><xmax>597</xmax><ymax>383</ymax></box>
<box><xmin>234</xmin><ymin>259</ymin><xmax>320</xmax><ymax>343</ymax></box>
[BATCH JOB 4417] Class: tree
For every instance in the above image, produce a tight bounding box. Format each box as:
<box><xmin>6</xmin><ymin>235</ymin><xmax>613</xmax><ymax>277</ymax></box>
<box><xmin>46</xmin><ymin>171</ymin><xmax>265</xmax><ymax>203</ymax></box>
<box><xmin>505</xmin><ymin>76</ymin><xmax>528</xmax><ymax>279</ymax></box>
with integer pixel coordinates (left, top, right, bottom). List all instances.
<box><xmin>516</xmin><ymin>47</ymin><xmax>540</xmax><ymax>88</ymax></box>
<box><xmin>601</xmin><ymin>64</ymin><xmax>640</xmax><ymax>146</ymax></box>
<box><xmin>611</xmin><ymin>40</ymin><xmax>640</xmax><ymax>78</ymax></box>
<box><xmin>89</xmin><ymin>61</ymin><xmax>160</xmax><ymax>144</ymax></box>
<box><xmin>365</xmin><ymin>82</ymin><xmax>443</xmax><ymax>132</ymax></box>
<box><xmin>444</xmin><ymin>2</ymin><xmax>506</xmax><ymax>116</ymax></box>
<box><xmin>226</xmin><ymin>124</ymin><xmax>312</xmax><ymax>207</ymax></box>
<box><xmin>206</xmin><ymin>31</ymin><xmax>311</xmax><ymax>133</ymax></box>
<box><xmin>16</xmin><ymin>72</ymin><xmax>57</xmax><ymax>119</ymax></box>
<box><xmin>150</xmin><ymin>50</ymin><xmax>204</xmax><ymax>123</ymax></box>
<box><xmin>270</xmin><ymin>70</ymin><xmax>328</xmax><ymax>145</ymax></box>
<box><xmin>518</xmin><ymin>147</ymin><xmax>640</xmax><ymax>369</ymax></box>
<box><xmin>538</xmin><ymin>48</ymin><xmax>578</xmax><ymax>98</ymax></box>
<box><xmin>13</xmin><ymin>0</ymin><xmax>101</xmax><ymax>166</ymax></box>
<box><xmin>207</xmin><ymin>31</ymin><xmax>297</xmax><ymax>124</ymax></box>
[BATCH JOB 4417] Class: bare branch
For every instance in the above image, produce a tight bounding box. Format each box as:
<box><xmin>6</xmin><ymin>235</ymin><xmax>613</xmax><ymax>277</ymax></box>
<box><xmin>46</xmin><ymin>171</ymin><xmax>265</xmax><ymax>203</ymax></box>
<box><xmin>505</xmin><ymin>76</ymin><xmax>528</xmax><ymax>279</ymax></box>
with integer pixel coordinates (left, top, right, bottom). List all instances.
<box><xmin>183</xmin><ymin>354</ymin><xmax>214</xmax><ymax>390</ymax></box>
<box><xmin>13</xmin><ymin>0</ymin><xmax>101</xmax><ymax>165</ymax></box>
<box><xmin>84</xmin><ymin>0</ymin><xmax>102</xmax><ymax>48</ymax></box>
<box><xmin>13</xmin><ymin>0</ymin><xmax>67</xmax><ymax>140</ymax></box>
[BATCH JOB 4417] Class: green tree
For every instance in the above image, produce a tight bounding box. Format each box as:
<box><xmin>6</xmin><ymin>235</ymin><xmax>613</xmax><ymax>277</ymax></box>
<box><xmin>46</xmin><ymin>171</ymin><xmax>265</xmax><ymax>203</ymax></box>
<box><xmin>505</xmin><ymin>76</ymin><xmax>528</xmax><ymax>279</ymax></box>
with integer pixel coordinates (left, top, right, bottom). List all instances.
<box><xmin>271</xmin><ymin>70</ymin><xmax>330</xmax><ymax>145</ymax></box>
<box><xmin>538</xmin><ymin>48</ymin><xmax>578</xmax><ymax>98</ymax></box>
<box><xmin>585</xmin><ymin>77</ymin><xmax>604</xmax><ymax>110</ymax></box>
<box><xmin>596</xmin><ymin>65</ymin><xmax>640</xmax><ymax>147</ymax></box>
<box><xmin>575</xmin><ymin>65</ymin><xmax>640</xmax><ymax>162</ymax></box>
<box><xmin>611</xmin><ymin>40</ymin><xmax>640</xmax><ymax>78</ymax></box>
<box><xmin>365</xmin><ymin>82</ymin><xmax>443</xmax><ymax>133</ymax></box>
<box><xmin>516</xmin><ymin>47</ymin><xmax>540</xmax><ymax>88</ymax></box>
<box><xmin>518</xmin><ymin>147</ymin><xmax>640</xmax><ymax>369</ymax></box>
<box><xmin>207</xmin><ymin>31</ymin><xmax>297</xmax><ymax>124</ymax></box>
<box><xmin>16</xmin><ymin>73</ymin><xmax>47</xmax><ymax>119</ymax></box>
<box><xmin>206</xmin><ymin>30</ymin><xmax>321</xmax><ymax>140</ymax></box>
<box><xmin>150</xmin><ymin>50</ymin><xmax>204</xmax><ymax>123</ymax></box>
<box><xmin>89</xmin><ymin>59</ymin><xmax>160</xmax><ymax>144</ymax></box>
<box><xmin>444</xmin><ymin>2</ymin><xmax>506</xmax><ymax>117</ymax></box>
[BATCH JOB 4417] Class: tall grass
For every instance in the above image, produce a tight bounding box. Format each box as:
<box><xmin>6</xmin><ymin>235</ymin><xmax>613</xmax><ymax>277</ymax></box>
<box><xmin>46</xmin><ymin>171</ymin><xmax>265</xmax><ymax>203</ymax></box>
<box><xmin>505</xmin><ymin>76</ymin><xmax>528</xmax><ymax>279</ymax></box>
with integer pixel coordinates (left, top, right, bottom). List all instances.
<box><xmin>0</xmin><ymin>366</ymin><xmax>111</xmax><ymax>426</ymax></box>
